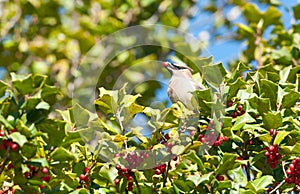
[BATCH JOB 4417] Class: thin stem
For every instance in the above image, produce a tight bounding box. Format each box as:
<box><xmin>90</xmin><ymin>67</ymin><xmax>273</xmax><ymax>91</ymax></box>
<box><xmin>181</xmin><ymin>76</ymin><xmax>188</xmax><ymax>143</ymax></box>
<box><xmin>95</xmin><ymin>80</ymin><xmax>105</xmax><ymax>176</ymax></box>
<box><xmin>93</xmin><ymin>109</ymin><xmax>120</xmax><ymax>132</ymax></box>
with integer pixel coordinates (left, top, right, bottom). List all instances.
<box><xmin>116</xmin><ymin>109</ymin><xmax>128</xmax><ymax>149</ymax></box>
<box><xmin>269</xmin><ymin>179</ymin><xmax>285</xmax><ymax>194</ymax></box>
<box><xmin>0</xmin><ymin>147</ymin><xmax>11</xmax><ymax>175</ymax></box>
<box><xmin>132</xmin><ymin>172</ymin><xmax>141</xmax><ymax>194</ymax></box>
<box><xmin>163</xmin><ymin>162</ymin><xmax>171</xmax><ymax>187</ymax></box>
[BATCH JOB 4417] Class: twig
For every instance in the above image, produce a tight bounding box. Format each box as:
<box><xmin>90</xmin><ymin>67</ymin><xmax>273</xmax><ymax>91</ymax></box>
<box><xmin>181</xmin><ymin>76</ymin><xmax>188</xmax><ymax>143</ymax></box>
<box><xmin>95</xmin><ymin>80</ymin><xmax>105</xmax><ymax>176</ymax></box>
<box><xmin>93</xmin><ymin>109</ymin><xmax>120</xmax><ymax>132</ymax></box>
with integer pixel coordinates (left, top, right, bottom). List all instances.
<box><xmin>116</xmin><ymin>109</ymin><xmax>128</xmax><ymax>149</ymax></box>
<box><xmin>132</xmin><ymin>172</ymin><xmax>141</xmax><ymax>194</ymax></box>
<box><xmin>0</xmin><ymin>147</ymin><xmax>11</xmax><ymax>175</ymax></box>
<box><xmin>163</xmin><ymin>162</ymin><xmax>171</xmax><ymax>187</ymax></box>
<box><xmin>269</xmin><ymin>179</ymin><xmax>285</xmax><ymax>194</ymax></box>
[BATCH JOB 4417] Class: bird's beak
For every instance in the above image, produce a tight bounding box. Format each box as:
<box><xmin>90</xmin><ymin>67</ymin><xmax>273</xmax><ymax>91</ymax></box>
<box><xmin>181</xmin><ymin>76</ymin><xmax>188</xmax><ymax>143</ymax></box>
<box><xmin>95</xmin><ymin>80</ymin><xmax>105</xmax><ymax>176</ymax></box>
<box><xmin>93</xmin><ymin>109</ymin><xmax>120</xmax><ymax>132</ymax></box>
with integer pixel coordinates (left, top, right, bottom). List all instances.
<box><xmin>162</xmin><ymin>62</ymin><xmax>169</xmax><ymax>67</ymax></box>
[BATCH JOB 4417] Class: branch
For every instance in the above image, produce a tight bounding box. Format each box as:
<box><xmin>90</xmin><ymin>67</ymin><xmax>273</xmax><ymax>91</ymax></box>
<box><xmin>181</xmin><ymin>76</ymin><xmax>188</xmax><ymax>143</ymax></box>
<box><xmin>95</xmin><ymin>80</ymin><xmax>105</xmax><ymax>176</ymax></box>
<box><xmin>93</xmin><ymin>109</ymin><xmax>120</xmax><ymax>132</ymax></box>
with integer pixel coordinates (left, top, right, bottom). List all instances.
<box><xmin>0</xmin><ymin>147</ymin><xmax>11</xmax><ymax>175</ymax></box>
<box><xmin>116</xmin><ymin>108</ymin><xmax>127</xmax><ymax>149</ymax></box>
<box><xmin>163</xmin><ymin>162</ymin><xmax>171</xmax><ymax>187</ymax></box>
<box><xmin>132</xmin><ymin>171</ymin><xmax>141</xmax><ymax>194</ymax></box>
<box><xmin>269</xmin><ymin>179</ymin><xmax>285</xmax><ymax>194</ymax></box>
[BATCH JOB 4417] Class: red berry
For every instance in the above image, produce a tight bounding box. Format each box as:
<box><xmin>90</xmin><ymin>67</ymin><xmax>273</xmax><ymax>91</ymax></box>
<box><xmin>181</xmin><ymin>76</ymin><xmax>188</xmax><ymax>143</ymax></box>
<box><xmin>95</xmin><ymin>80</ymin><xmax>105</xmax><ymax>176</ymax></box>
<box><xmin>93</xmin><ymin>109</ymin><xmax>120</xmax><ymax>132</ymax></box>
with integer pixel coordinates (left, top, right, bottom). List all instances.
<box><xmin>286</xmin><ymin>169</ymin><xmax>292</xmax><ymax>175</ymax></box>
<box><xmin>24</xmin><ymin>172</ymin><xmax>31</xmax><ymax>178</ymax></box>
<box><xmin>216</xmin><ymin>175</ymin><xmax>224</xmax><ymax>181</ymax></box>
<box><xmin>39</xmin><ymin>185</ymin><xmax>45</xmax><ymax>189</ymax></box>
<box><xmin>232</xmin><ymin>111</ymin><xmax>238</xmax><ymax>118</ymax></box>
<box><xmin>42</xmin><ymin>175</ymin><xmax>51</xmax><ymax>182</ymax></box>
<box><xmin>84</xmin><ymin>167</ymin><xmax>90</xmax><ymax>173</ymax></box>
<box><xmin>128</xmin><ymin>181</ymin><xmax>133</xmax><ymax>191</ymax></box>
<box><xmin>0</xmin><ymin>130</ymin><xmax>4</xmax><ymax>136</ymax></box>
<box><xmin>29</xmin><ymin>165</ymin><xmax>36</xmax><ymax>172</ymax></box>
<box><xmin>269</xmin><ymin>128</ymin><xmax>274</xmax><ymax>134</ymax></box>
<box><xmin>268</xmin><ymin>145</ymin><xmax>275</xmax><ymax>152</ymax></box>
<box><xmin>223</xmin><ymin>136</ymin><xmax>229</xmax><ymax>142</ymax></box>
<box><xmin>7</xmin><ymin>163</ymin><xmax>13</xmax><ymax>169</ymax></box>
<box><xmin>165</xmin><ymin>133</ymin><xmax>170</xmax><ymax>140</ymax></box>
<box><xmin>79</xmin><ymin>174</ymin><xmax>86</xmax><ymax>181</ymax></box>
<box><xmin>237</xmin><ymin>105</ymin><xmax>243</xmax><ymax>112</ymax></box>
<box><xmin>114</xmin><ymin>178</ymin><xmax>120</xmax><ymax>185</ymax></box>
<box><xmin>10</xmin><ymin>143</ymin><xmax>18</xmax><ymax>151</ymax></box>
<box><xmin>209</xmin><ymin>120</ymin><xmax>214</xmax><ymax>126</ymax></box>
<box><xmin>155</xmin><ymin>168</ymin><xmax>161</xmax><ymax>175</ymax></box>
<box><xmin>121</xmin><ymin>167</ymin><xmax>127</xmax><ymax>173</ymax></box>
<box><xmin>126</xmin><ymin>175</ymin><xmax>133</xmax><ymax>182</ymax></box>
<box><xmin>41</xmin><ymin>167</ymin><xmax>49</xmax><ymax>174</ymax></box>
<box><xmin>214</xmin><ymin>140</ymin><xmax>221</xmax><ymax>146</ymax></box>
<box><xmin>289</xmin><ymin>164</ymin><xmax>295</xmax><ymax>171</ymax></box>
<box><xmin>248</xmin><ymin>140</ymin><xmax>253</xmax><ymax>145</ymax></box>
<box><xmin>116</xmin><ymin>164</ymin><xmax>121</xmax><ymax>170</ymax></box>
<box><xmin>227</xmin><ymin>101</ymin><xmax>233</xmax><ymax>107</ymax></box>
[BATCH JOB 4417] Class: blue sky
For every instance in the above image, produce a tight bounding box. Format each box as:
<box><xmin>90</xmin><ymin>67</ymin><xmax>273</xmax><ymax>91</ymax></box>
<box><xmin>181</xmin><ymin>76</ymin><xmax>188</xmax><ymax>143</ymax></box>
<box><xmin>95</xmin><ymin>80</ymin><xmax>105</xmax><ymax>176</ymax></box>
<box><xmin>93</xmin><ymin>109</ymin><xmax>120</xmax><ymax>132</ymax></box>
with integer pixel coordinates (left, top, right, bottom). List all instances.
<box><xmin>188</xmin><ymin>0</ymin><xmax>298</xmax><ymax>66</ymax></box>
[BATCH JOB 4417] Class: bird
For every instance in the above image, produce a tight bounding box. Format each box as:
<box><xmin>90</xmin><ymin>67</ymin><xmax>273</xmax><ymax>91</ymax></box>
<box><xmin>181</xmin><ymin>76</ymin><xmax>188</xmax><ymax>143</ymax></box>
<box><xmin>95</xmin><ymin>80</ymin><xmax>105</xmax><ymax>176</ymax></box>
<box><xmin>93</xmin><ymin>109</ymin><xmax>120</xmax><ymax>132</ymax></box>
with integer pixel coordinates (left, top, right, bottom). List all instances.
<box><xmin>163</xmin><ymin>61</ymin><xmax>204</xmax><ymax>110</ymax></box>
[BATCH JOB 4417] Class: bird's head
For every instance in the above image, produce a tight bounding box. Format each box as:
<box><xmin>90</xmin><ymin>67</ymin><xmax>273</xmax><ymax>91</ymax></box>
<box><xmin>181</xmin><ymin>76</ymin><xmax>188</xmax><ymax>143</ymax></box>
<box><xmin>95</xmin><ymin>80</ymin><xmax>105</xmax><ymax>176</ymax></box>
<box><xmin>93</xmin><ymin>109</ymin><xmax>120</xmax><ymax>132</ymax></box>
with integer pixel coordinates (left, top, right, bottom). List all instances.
<box><xmin>162</xmin><ymin>61</ymin><xmax>193</xmax><ymax>77</ymax></box>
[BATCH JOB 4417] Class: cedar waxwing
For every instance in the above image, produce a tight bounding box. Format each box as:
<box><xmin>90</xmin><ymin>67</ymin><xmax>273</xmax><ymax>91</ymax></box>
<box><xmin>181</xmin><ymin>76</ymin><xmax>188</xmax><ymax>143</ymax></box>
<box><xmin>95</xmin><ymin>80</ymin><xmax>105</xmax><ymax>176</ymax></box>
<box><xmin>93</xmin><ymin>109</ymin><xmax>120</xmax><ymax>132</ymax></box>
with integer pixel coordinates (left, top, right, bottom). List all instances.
<box><xmin>163</xmin><ymin>61</ymin><xmax>204</xmax><ymax>110</ymax></box>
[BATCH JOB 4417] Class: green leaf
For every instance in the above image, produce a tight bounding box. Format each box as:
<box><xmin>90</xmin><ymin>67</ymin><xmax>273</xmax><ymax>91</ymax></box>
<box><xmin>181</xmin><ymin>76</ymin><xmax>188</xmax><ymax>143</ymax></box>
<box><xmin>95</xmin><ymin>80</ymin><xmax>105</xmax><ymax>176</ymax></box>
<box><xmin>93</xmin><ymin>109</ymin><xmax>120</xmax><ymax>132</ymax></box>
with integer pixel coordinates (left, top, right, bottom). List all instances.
<box><xmin>246</xmin><ymin>175</ymin><xmax>274</xmax><ymax>192</ymax></box>
<box><xmin>228</xmin><ymin>77</ymin><xmax>246</xmax><ymax>100</ymax></box>
<box><xmin>0</xmin><ymin>113</ymin><xmax>14</xmax><ymax>129</ymax></box>
<box><xmin>231</xmin><ymin>113</ymin><xmax>256</xmax><ymax>131</ymax></box>
<box><xmin>0</xmin><ymin>80</ymin><xmax>8</xmax><ymax>97</ymax></box>
<box><xmin>41</xmin><ymin>85</ymin><xmax>60</xmax><ymax>105</ymax></box>
<box><xmin>36</xmin><ymin>119</ymin><xmax>66</xmax><ymax>146</ymax></box>
<box><xmin>183</xmin><ymin>151</ymin><xmax>206</xmax><ymax>173</ymax></box>
<box><xmin>274</xmin><ymin>131</ymin><xmax>290</xmax><ymax>145</ymax></box>
<box><xmin>217</xmin><ymin>180</ymin><xmax>233</xmax><ymax>190</ymax></box>
<box><xmin>280</xmin><ymin>90</ymin><xmax>300</xmax><ymax>109</ymax></box>
<box><xmin>95</xmin><ymin>87</ymin><xmax>118</xmax><ymax>115</ymax></box>
<box><xmin>215</xmin><ymin>153</ymin><xmax>238</xmax><ymax>175</ymax></box>
<box><xmin>237</xmin><ymin>23</ymin><xmax>255</xmax><ymax>37</ymax></box>
<box><xmin>203</xmin><ymin>63</ymin><xmax>227</xmax><ymax>86</ymax></box>
<box><xmin>21</xmin><ymin>143</ymin><xmax>37</xmax><ymax>158</ymax></box>
<box><xmin>262</xmin><ymin>6</ymin><xmax>282</xmax><ymax>29</ymax></box>
<box><xmin>173</xmin><ymin>180</ymin><xmax>194</xmax><ymax>192</ymax></box>
<box><xmin>260</xmin><ymin>79</ymin><xmax>278</xmax><ymax>109</ymax></box>
<box><xmin>36</xmin><ymin>101</ymin><xmax>50</xmax><ymax>110</ymax></box>
<box><xmin>187</xmin><ymin>172</ymin><xmax>213</xmax><ymax>186</ymax></box>
<box><xmin>248</xmin><ymin>96</ymin><xmax>271</xmax><ymax>115</ymax></box>
<box><xmin>73</xmin><ymin>103</ymin><xmax>91</xmax><ymax>128</ymax></box>
<box><xmin>10</xmin><ymin>132</ymin><xmax>27</xmax><ymax>146</ymax></box>
<box><xmin>293</xmin><ymin>4</ymin><xmax>300</xmax><ymax>19</ymax></box>
<box><xmin>50</xmin><ymin>147</ymin><xmax>76</xmax><ymax>161</ymax></box>
<box><xmin>11</xmin><ymin>73</ymin><xmax>34</xmax><ymax>95</ymax></box>
<box><xmin>229</xmin><ymin>167</ymin><xmax>247</xmax><ymax>187</ymax></box>
<box><xmin>262</xmin><ymin>112</ymin><xmax>282</xmax><ymax>129</ymax></box>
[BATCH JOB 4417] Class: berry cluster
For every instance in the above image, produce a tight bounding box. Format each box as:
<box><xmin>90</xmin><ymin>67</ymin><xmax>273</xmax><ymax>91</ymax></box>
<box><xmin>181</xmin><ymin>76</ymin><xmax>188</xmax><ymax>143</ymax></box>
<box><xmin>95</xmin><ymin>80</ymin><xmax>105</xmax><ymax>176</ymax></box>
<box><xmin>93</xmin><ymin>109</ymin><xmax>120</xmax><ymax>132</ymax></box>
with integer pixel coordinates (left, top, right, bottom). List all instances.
<box><xmin>285</xmin><ymin>157</ymin><xmax>300</xmax><ymax>186</ymax></box>
<box><xmin>0</xmin><ymin>128</ymin><xmax>19</xmax><ymax>151</ymax></box>
<box><xmin>115</xmin><ymin>164</ymin><xmax>134</xmax><ymax>191</ymax></box>
<box><xmin>153</xmin><ymin>164</ymin><xmax>167</xmax><ymax>175</ymax></box>
<box><xmin>198</xmin><ymin>132</ymin><xmax>229</xmax><ymax>146</ymax></box>
<box><xmin>115</xmin><ymin>151</ymin><xmax>149</xmax><ymax>169</ymax></box>
<box><xmin>0</xmin><ymin>187</ymin><xmax>14</xmax><ymax>194</ymax></box>
<box><xmin>264</xmin><ymin>145</ymin><xmax>281</xmax><ymax>168</ymax></box>
<box><xmin>78</xmin><ymin>166</ymin><xmax>90</xmax><ymax>189</ymax></box>
<box><xmin>23</xmin><ymin>165</ymin><xmax>50</xmax><ymax>189</ymax></box>
<box><xmin>269</xmin><ymin>128</ymin><xmax>278</xmax><ymax>137</ymax></box>
<box><xmin>227</xmin><ymin>101</ymin><xmax>245</xmax><ymax>118</ymax></box>
<box><xmin>198</xmin><ymin>120</ymin><xmax>229</xmax><ymax>146</ymax></box>
<box><xmin>0</xmin><ymin>139</ymin><xmax>18</xmax><ymax>151</ymax></box>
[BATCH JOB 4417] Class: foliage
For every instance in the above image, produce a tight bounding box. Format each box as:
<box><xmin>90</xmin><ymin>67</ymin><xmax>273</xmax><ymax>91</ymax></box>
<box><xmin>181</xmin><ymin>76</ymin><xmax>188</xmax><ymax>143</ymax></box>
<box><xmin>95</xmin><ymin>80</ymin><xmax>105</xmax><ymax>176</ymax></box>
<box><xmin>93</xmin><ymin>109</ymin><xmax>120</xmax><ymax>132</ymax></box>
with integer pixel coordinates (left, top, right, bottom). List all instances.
<box><xmin>0</xmin><ymin>1</ymin><xmax>300</xmax><ymax>194</ymax></box>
